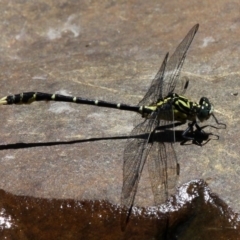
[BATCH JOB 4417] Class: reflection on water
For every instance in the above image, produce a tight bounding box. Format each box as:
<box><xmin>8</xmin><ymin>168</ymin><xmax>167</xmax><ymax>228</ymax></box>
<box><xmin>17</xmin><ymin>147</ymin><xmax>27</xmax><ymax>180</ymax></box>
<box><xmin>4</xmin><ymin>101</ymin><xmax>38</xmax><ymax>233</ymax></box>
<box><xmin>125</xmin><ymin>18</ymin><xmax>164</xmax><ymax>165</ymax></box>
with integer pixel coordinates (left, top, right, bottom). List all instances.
<box><xmin>0</xmin><ymin>179</ymin><xmax>239</xmax><ymax>239</ymax></box>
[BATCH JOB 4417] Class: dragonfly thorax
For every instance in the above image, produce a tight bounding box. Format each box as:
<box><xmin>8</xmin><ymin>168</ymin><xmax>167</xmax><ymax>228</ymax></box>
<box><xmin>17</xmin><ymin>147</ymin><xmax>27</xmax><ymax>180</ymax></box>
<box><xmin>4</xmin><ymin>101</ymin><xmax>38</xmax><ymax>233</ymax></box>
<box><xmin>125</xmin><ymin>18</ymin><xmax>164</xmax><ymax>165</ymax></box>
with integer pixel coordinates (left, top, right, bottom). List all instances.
<box><xmin>142</xmin><ymin>93</ymin><xmax>213</xmax><ymax>123</ymax></box>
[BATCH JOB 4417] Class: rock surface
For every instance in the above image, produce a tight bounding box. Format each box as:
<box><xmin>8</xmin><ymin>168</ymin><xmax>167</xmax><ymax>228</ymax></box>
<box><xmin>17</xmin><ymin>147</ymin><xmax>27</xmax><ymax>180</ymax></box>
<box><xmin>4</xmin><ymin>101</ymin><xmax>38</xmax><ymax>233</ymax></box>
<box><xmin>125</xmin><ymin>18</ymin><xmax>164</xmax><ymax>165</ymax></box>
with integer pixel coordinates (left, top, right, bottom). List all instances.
<box><xmin>0</xmin><ymin>0</ymin><xmax>239</xmax><ymax>215</ymax></box>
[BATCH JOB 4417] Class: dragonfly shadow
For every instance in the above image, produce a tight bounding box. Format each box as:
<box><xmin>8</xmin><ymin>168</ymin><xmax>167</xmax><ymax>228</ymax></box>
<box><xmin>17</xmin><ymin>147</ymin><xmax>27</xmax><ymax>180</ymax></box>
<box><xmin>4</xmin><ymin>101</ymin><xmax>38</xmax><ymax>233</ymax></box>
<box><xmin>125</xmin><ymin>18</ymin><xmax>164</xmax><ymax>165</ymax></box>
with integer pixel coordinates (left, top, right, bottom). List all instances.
<box><xmin>0</xmin><ymin>124</ymin><xmax>210</xmax><ymax>151</ymax></box>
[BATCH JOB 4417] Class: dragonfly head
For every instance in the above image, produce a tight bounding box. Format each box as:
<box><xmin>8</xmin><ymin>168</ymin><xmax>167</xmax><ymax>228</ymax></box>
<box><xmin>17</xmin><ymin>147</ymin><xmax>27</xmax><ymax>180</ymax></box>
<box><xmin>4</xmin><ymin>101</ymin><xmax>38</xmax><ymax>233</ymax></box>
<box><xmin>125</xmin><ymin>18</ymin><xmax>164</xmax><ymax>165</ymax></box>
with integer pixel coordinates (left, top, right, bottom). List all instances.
<box><xmin>197</xmin><ymin>97</ymin><xmax>213</xmax><ymax>122</ymax></box>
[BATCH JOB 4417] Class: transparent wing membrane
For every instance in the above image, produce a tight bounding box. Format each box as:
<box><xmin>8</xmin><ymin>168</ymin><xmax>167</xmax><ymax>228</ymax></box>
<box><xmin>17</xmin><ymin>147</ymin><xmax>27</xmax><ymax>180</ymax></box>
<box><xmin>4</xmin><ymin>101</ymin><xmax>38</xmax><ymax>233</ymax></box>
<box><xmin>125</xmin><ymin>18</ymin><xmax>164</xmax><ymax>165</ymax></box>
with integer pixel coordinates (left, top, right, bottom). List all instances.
<box><xmin>121</xmin><ymin>118</ymin><xmax>158</xmax><ymax>210</ymax></box>
<box><xmin>162</xmin><ymin>24</ymin><xmax>199</xmax><ymax>96</ymax></box>
<box><xmin>121</xmin><ymin>24</ymin><xmax>199</xmax><ymax>228</ymax></box>
<box><xmin>138</xmin><ymin>24</ymin><xmax>199</xmax><ymax>108</ymax></box>
<box><xmin>147</xmin><ymin>140</ymin><xmax>178</xmax><ymax>205</ymax></box>
<box><xmin>138</xmin><ymin>52</ymin><xmax>169</xmax><ymax>106</ymax></box>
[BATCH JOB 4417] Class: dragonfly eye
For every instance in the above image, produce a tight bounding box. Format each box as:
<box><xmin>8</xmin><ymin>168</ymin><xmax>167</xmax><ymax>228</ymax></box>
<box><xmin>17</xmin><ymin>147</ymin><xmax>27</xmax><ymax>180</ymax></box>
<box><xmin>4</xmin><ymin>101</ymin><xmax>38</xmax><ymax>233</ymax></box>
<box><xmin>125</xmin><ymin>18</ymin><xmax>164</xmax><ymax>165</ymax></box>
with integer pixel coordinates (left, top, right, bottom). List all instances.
<box><xmin>197</xmin><ymin>97</ymin><xmax>213</xmax><ymax>122</ymax></box>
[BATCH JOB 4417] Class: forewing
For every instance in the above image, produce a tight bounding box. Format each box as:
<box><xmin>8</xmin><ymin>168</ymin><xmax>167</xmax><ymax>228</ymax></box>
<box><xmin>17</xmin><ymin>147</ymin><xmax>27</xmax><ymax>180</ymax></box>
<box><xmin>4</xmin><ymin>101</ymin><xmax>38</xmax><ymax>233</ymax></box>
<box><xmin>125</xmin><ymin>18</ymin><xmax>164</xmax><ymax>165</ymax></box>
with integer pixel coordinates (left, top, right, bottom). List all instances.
<box><xmin>121</xmin><ymin>118</ymin><xmax>157</xmax><ymax>209</ymax></box>
<box><xmin>146</xmin><ymin>25</ymin><xmax>199</xmax><ymax>203</ymax></box>
<box><xmin>138</xmin><ymin>52</ymin><xmax>169</xmax><ymax>106</ymax></box>
<box><xmin>121</xmin><ymin>117</ymin><xmax>158</xmax><ymax>229</ymax></box>
<box><xmin>161</xmin><ymin>24</ymin><xmax>199</xmax><ymax>97</ymax></box>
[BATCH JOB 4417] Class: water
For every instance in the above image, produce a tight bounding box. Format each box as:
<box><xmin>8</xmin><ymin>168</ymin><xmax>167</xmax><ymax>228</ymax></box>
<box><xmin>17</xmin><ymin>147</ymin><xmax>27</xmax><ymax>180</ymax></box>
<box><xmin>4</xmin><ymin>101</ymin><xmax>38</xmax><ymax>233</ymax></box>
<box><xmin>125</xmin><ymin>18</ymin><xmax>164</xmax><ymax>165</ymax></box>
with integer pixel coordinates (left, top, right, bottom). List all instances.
<box><xmin>0</xmin><ymin>179</ymin><xmax>239</xmax><ymax>239</ymax></box>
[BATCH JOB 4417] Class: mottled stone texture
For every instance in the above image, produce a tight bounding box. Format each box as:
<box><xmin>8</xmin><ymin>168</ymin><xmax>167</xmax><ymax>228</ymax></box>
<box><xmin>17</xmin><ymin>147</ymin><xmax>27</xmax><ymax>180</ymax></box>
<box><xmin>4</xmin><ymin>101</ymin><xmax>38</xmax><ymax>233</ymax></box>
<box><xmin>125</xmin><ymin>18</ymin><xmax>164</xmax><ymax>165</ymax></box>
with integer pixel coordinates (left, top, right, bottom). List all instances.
<box><xmin>0</xmin><ymin>0</ymin><xmax>239</xmax><ymax>214</ymax></box>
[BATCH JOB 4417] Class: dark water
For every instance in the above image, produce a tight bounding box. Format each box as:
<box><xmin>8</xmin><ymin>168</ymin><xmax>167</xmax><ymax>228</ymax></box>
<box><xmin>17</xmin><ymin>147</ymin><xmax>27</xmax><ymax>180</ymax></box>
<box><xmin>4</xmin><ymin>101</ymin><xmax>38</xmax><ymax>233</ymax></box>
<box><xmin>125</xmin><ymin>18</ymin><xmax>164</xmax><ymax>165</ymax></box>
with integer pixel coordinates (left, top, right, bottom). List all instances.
<box><xmin>0</xmin><ymin>179</ymin><xmax>239</xmax><ymax>240</ymax></box>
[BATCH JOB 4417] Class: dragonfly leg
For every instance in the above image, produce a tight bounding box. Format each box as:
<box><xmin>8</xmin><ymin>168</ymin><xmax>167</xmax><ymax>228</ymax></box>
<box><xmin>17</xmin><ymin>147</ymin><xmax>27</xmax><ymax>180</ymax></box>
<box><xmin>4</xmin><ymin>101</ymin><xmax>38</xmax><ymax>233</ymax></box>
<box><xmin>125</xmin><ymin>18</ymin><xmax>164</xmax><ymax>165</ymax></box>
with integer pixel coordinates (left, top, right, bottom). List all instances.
<box><xmin>212</xmin><ymin>113</ymin><xmax>226</xmax><ymax>129</ymax></box>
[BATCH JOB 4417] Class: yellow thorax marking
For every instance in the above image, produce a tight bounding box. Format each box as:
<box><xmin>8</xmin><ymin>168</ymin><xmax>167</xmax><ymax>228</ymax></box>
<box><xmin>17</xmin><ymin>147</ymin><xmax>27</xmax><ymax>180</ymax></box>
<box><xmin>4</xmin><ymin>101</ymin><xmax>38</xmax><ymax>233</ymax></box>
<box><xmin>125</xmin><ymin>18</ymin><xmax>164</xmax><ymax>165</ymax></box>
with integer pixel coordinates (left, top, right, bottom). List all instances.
<box><xmin>142</xmin><ymin>94</ymin><xmax>198</xmax><ymax>122</ymax></box>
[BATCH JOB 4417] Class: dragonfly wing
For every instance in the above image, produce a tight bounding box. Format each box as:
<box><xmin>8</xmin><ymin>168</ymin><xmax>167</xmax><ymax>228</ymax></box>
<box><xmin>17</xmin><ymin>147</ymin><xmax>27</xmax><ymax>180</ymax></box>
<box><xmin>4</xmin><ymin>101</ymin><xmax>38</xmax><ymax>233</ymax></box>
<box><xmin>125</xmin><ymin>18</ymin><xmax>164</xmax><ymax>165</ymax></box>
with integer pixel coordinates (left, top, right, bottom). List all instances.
<box><xmin>138</xmin><ymin>24</ymin><xmax>198</xmax><ymax>108</ymax></box>
<box><xmin>121</xmin><ymin>117</ymin><xmax>158</xmax><ymax>229</ymax></box>
<box><xmin>147</xmin><ymin>137</ymin><xmax>179</xmax><ymax>205</ymax></box>
<box><xmin>146</xmin><ymin>25</ymin><xmax>199</xmax><ymax>204</ymax></box>
<box><xmin>134</xmin><ymin>53</ymin><xmax>168</xmax><ymax>127</ymax></box>
<box><xmin>162</xmin><ymin>24</ymin><xmax>199</xmax><ymax>97</ymax></box>
<box><xmin>138</xmin><ymin>52</ymin><xmax>169</xmax><ymax>106</ymax></box>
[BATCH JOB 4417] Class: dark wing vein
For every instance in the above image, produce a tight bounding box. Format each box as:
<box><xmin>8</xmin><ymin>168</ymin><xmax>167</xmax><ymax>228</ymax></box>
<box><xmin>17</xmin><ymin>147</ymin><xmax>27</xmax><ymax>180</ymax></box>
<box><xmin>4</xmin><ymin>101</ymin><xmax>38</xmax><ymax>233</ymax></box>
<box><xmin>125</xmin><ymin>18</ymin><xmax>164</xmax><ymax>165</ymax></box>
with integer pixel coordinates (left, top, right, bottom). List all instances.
<box><xmin>137</xmin><ymin>24</ymin><xmax>198</xmax><ymax>108</ymax></box>
<box><xmin>138</xmin><ymin>52</ymin><xmax>169</xmax><ymax>106</ymax></box>
<box><xmin>161</xmin><ymin>24</ymin><xmax>199</xmax><ymax>97</ymax></box>
<box><xmin>121</xmin><ymin>24</ymin><xmax>198</xmax><ymax>228</ymax></box>
<box><xmin>147</xmin><ymin>120</ymin><xmax>179</xmax><ymax>205</ymax></box>
<box><xmin>146</xmin><ymin>24</ymin><xmax>199</xmax><ymax>203</ymax></box>
<box><xmin>121</xmin><ymin>117</ymin><xmax>158</xmax><ymax>211</ymax></box>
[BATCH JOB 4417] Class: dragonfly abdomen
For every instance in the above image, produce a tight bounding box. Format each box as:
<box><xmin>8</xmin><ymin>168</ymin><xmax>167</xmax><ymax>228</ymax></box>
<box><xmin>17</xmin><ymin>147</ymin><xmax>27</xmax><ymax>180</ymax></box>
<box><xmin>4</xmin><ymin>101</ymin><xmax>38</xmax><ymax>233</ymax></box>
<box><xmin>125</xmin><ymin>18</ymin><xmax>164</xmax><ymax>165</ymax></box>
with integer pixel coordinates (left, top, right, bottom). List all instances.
<box><xmin>0</xmin><ymin>92</ymin><xmax>152</xmax><ymax>114</ymax></box>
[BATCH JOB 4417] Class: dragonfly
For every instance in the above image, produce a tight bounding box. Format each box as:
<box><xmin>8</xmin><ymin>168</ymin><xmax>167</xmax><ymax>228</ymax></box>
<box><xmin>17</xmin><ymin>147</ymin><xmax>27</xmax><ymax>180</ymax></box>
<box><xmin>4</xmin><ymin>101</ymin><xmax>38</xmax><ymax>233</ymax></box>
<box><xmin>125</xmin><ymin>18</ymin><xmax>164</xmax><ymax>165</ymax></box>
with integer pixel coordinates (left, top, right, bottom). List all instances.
<box><xmin>0</xmin><ymin>24</ymin><xmax>225</xmax><ymax>229</ymax></box>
